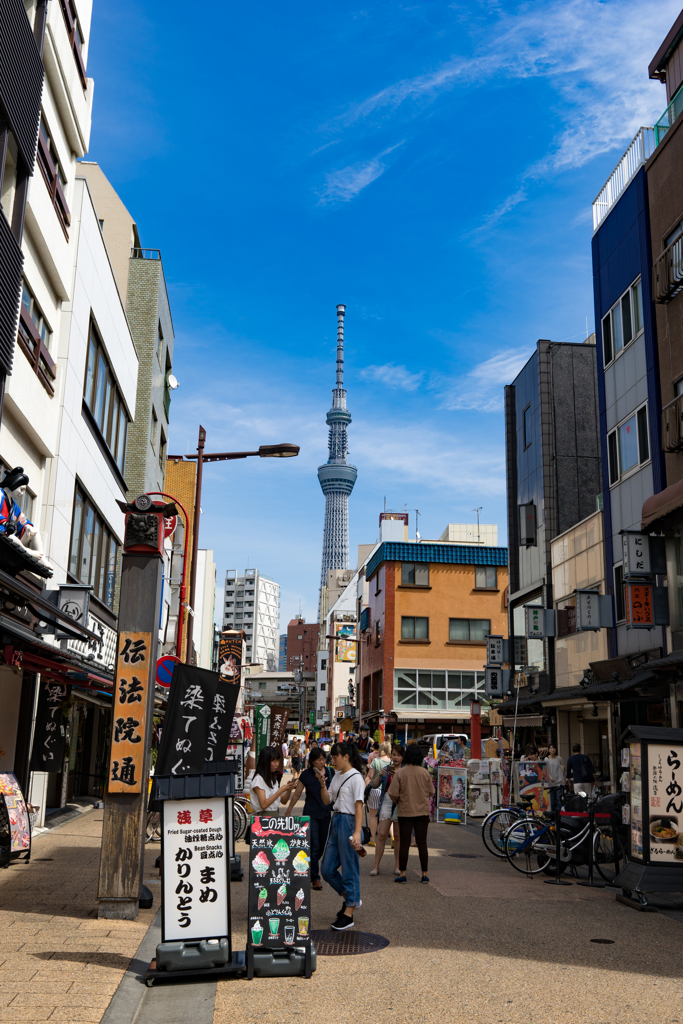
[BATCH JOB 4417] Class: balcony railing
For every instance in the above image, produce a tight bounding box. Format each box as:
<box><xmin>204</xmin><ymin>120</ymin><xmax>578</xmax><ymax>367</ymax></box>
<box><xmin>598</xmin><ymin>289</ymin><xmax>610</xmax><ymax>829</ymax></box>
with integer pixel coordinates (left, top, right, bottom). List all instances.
<box><xmin>662</xmin><ymin>394</ymin><xmax>683</xmax><ymax>453</ymax></box>
<box><xmin>654</xmin><ymin>83</ymin><xmax>683</xmax><ymax>147</ymax></box>
<box><xmin>654</xmin><ymin>234</ymin><xmax>683</xmax><ymax>304</ymax></box>
<box><xmin>592</xmin><ymin>128</ymin><xmax>655</xmax><ymax>232</ymax></box>
<box><xmin>17</xmin><ymin>304</ymin><xmax>57</xmax><ymax>396</ymax></box>
<box><xmin>131</xmin><ymin>248</ymin><xmax>161</xmax><ymax>260</ymax></box>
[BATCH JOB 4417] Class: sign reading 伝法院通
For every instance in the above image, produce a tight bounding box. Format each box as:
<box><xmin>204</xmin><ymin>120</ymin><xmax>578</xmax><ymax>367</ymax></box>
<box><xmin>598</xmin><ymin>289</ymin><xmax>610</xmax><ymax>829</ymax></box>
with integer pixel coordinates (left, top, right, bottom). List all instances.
<box><xmin>107</xmin><ymin>631</ymin><xmax>152</xmax><ymax>793</ymax></box>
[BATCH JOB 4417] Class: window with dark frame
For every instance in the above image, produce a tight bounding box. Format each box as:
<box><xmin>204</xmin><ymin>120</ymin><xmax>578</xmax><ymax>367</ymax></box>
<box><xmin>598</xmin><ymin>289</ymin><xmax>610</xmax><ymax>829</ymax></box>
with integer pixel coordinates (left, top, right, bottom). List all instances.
<box><xmin>401</xmin><ymin>616</ymin><xmax>429</xmax><ymax>639</ymax></box>
<box><xmin>18</xmin><ymin>281</ymin><xmax>57</xmax><ymax>394</ymax></box>
<box><xmin>401</xmin><ymin>562</ymin><xmax>429</xmax><ymax>586</ymax></box>
<box><xmin>37</xmin><ymin>117</ymin><xmax>71</xmax><ymax>236</ymax></box>
<box><xmin>475</xmin><ymin>566</ymin><xmax>497</xmax><ymax>589</ymax></box>
<box><xmin>606</xmin><ymin>402</ymin><xmax>650</xmax><ymax>485</ymax></box>
<box><xmin>83</xmin><ymin>321</ymin><xmax>129</xmax><ymax>475</ymax></box>
<box><xmin>523</xmin><ymin>405</ymin><xmax>532</xmax><ymax>448</ymax></box>
<box><xmin>151</xmin><ymin>408</ymin><xmax>158</xmax><ymax>452</ymax></box>
<box><xmin>602</xmin><ymin>278</ymin><xmax>643</xmax><ymax>368</ymax></box>
<box><xmin>449</xmin><ymin>618</ymin><xmax>491</xmax><ymax>642</ymax></box>
<box><xmin>68</xmin><ymin>485</ymin><xmax>120</xmax><ymax>609</ymax></box>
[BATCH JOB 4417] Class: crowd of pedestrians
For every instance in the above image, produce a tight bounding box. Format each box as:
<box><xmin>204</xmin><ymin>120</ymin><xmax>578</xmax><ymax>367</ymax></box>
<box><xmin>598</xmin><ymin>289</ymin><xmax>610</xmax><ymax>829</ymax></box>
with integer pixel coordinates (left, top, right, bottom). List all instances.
<box><xmin>247</xmin><ymin>733</ymin><xmax>435</xmax><ymax>931</ymax></box>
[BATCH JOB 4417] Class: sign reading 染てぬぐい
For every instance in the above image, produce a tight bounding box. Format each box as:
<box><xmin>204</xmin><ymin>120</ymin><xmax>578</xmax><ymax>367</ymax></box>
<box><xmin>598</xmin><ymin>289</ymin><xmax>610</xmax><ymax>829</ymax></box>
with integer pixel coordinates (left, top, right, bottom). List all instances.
<box><xmin>248</xmin><ymin>816</ymin><xmax>311</xmax><ymax>949</ymax></box>
<box><xmin>648</xmin><ymin>743</ymin><xmax>683</xmax><ymax>864</ymax></box>
<box><xmin>162</xmin><ymin>797</ymin><xmax>229</xmax><ymax>941</ymax></box>
<box><xmin>30</xmin><ymin>681</ymin><xmax>69</xmax><ymax>771</ymax></box>
<box><xmin>107</xmin><ymin>631</ymin><xmax>152</xmax><ymax>793</ymax></box>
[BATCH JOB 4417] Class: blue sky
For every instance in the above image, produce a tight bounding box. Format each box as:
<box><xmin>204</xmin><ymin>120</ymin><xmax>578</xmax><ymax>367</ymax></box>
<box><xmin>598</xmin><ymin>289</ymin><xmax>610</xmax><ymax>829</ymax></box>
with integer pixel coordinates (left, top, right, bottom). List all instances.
<box><xmin>87</xmin><ymin>0</ymin><xmax>679</xmax><ymax>630</ymax></box>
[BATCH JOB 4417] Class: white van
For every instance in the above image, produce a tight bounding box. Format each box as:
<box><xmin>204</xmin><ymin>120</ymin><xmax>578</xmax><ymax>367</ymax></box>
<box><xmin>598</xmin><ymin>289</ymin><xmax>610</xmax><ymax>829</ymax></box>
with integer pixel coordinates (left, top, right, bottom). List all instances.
<box><xmin>419</xmin><ymin>733</ymin><xmax>469</xmax><ymax>755</ymax></box>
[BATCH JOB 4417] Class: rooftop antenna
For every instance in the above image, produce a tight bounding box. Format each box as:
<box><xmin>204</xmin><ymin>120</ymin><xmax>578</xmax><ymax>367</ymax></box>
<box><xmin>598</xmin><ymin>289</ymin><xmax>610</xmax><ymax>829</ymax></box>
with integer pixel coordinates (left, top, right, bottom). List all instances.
<box><xmin>473</xmin><ymin>506</ymin><xmax>483</xmax><ymax>545</ymax></box>
<box><xmin>384</xmin><ymin>496</ymin><xmax>386</xmax><ymax>512</ymax></box>
<box><xmin>409</xmin><ymin>508</ymin><xmax>421</xmax><ymax>542</ymax></box>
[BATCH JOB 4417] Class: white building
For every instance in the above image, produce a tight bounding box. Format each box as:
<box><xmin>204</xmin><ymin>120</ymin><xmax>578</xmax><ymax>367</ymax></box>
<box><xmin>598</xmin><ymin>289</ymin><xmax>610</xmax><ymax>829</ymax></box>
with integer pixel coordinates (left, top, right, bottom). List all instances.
<box><xmin>193</xmin><ymin>549</ymin><xmax>216</xmax><ymax>670</ymax></box>
<box><xmin>223</xmin><ymin>568</ymin><xmax>280</xmax><ymax>670</ymax></box>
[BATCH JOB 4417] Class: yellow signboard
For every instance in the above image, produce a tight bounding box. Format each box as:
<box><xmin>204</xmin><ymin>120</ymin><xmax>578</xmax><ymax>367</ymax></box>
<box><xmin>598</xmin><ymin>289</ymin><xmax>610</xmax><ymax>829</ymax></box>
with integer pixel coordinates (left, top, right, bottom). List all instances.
<box><xmin>107</xmin><ymin>631</ymin><xmax>152</xmax><ymax>794</ymax></box>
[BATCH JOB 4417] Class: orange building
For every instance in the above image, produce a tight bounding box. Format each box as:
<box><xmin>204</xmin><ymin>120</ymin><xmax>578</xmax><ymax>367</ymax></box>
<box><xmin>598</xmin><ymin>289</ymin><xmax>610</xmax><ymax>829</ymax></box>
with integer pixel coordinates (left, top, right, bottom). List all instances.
<box><xmin>358</xmin><ymin>540</ymin><xmax>508</xmax><ymax>742</ymax></box>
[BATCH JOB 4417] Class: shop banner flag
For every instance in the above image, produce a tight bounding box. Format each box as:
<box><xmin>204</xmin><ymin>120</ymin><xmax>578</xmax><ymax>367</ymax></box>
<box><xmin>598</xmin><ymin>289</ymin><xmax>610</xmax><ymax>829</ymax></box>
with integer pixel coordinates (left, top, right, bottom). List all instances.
<box><xmin>218</xmin><ymin>629</ymin><xmax>243</xmax><ymax>684</ymax></box>
<box><xmin>157</xmin><ymin>663</ymin><xmax>240</xmax><ymax>775</ymax></box>
<box><xmin>254</xmin><ymin>705</ymin><xmax>271</xmax><ymax>761</ymax></box>
<box><xmin>30</xmin><ymin>681</ymin><xmax>70</xmax><ymax>771</ymax></box>
<box><xmin>270</xmin><ymin>706</ymin><xmax>290</xmax><ymax>749</ymax></box>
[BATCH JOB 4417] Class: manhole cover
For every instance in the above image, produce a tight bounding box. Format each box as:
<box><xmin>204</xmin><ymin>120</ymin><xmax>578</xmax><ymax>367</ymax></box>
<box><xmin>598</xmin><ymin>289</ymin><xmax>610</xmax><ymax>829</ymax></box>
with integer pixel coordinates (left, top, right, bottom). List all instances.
<box><xmin>590</xmin><ymin>939</ymin><xmax>615</xmax><ymax>944</ymax></box>
<box><xmin>310</xmin><ymin>930</ymin><xmax>390</xmax><ymax>955</ymax></box>
<box><xmin>448</xmin><ymin>854</ymin><xmax>482</xmax><ymax>859</ymax></box>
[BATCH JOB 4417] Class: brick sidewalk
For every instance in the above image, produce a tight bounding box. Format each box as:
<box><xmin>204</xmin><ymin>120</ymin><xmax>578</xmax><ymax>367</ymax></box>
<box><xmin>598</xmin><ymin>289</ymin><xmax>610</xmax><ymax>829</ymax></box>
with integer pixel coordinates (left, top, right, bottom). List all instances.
<box><xmin>0</xmin><ymin>809</ymin><xmax>158</xmax><ymax>1023</ymax></box>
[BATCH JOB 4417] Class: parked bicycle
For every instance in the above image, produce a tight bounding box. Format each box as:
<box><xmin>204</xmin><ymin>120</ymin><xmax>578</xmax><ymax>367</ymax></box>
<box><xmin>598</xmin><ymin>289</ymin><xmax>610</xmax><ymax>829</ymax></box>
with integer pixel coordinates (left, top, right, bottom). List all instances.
<box><xmin>481</xmin><ymin>797</ymin><xmax>542</xmax><ymax>859</ymax></box>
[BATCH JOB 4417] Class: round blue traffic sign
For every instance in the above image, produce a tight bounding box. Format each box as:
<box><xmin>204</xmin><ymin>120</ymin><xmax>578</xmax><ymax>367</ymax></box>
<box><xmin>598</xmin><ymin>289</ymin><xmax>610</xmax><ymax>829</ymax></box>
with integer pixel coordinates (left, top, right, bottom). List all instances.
<box><xmin>156</xmin><ymin>654</ymin><xmax>180</xmax><ymax>688</ymax></box>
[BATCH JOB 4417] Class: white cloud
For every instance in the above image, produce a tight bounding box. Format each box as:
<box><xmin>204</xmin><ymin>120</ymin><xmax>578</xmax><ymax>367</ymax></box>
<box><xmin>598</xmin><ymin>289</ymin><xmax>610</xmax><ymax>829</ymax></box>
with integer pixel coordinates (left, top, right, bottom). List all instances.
<box><xmin>317</xmin><ymin>142</ymin><xmax>404</xmax><ymax>204</ymax></box>
<box><xmin>360</xmin><ymin>363</ymin><xmax>424</xmax><ymax>390</ymax></box>
<box><xmin>438</xmin><ymin>347</ymin><xmax>534</xmax><ymax>411</ymax></box>
<box><xmin>338</xmin><ymin>0</ymin><xmax>679</xmax><ymax>195</ymax></box>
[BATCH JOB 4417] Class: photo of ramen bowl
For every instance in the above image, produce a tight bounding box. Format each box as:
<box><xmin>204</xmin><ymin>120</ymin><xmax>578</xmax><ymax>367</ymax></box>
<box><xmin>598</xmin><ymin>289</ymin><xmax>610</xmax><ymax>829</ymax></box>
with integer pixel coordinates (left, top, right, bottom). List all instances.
<box><xmin>650</xmin><ymin>817</ymin><xmax>679</xmax><ymax>843</ymax></box>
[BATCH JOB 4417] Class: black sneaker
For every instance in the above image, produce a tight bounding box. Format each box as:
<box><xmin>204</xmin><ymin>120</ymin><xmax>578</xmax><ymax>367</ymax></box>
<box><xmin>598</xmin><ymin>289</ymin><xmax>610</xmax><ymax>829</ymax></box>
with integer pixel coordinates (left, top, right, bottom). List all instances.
<box><xmin>331</xmin><ymin>911</ymin><xmax>354</xmax><ymax>931</ymax></box>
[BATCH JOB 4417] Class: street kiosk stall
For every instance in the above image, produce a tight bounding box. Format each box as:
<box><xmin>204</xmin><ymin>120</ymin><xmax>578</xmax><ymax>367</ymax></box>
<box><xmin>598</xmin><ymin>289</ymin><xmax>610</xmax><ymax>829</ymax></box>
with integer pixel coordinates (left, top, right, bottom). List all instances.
<box><xmin>615</xmin><ymin>726</ymin><xmax>683</xmax><ymax>906</ymax></box>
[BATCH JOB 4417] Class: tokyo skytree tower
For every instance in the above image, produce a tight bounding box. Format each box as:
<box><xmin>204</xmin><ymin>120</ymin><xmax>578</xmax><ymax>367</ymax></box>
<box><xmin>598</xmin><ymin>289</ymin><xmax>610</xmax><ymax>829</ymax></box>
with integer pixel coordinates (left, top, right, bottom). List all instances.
<box><xmin>317</xmin><ymin>304</ymin><xmax>357</xmax><ymax>603</ymax></box>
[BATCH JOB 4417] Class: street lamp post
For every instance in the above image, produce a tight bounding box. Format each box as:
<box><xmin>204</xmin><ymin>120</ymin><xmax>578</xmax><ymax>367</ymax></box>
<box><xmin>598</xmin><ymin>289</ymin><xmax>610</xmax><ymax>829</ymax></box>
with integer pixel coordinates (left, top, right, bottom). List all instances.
<box><xmin>184</xmin><ymin>426</ymin><xmax>299</xmax><ymax>663</ymax></box>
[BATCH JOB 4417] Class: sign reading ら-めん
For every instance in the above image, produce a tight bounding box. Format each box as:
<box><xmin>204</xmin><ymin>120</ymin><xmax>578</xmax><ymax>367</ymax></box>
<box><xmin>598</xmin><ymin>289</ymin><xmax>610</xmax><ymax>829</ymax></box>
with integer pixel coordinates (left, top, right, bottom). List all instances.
<box><xmin>248</xmin><ymin>816</ymin><xmax>311</xmax><ymax>949</ymax></box>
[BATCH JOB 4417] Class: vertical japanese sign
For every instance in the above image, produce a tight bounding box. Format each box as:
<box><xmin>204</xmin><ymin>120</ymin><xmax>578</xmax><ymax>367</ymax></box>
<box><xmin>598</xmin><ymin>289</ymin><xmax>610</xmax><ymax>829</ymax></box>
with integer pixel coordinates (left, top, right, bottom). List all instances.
<box><xmin>576</xmin><ymin>591</ymin><xmax>599</xmax><ymax>631</ymax></box>
<box><xmin>108</xmin><ymin>631</ymin><xmax>152</xmax><ymax>793</ymax></box>
<box><xmin>622</xmin><ymin>532</ymin><xmax>651</xmax><ymax>577</ymax></box>
<box><xmin>647</xmin><ymin>743</ymin><xmax>683</xmax><ymax>864</ymax></box>
<box><xmin>270</xmin><ymin>706</ymin><xmax>290</xmax><ymax>750</ymax></box>
<box><xmin>254</xmin><ymin>705</ymin><xmax>271</xmax><ymax>761</ymax></box>
<box><xmin>248</xmin><ymin>815</ymin><xmax>311</xmax><ymax>950</ymax></box>
<box><xmin>30</xmin><ymin>681</ymin><xmax>69</xmax><ymax>771</ymax></box>
<box><xmin>629</xmin><ymin>742</ymin><xmax>643</xmax><ymax>859</ymax></box>
<box><xmin>218</xmin><ymin>630</ymin><xmax>243</xmax><ymax>684</ymax></box>
<box><xmin>156</xmin><ymin>664</ymin><xmax>240</xmax><ymax>775</ymax></box>
<box><xmin>625</xmin><ymin>583</ymin><xmax>654</xmax><ymax>628</ymax></box>
<box><xmin>486</xmin><ymin>636</ymin><xmax>504</xmax><ymax>665</ymax></box>
<box><xmin>162</xmin><ymin>797</ymin><xmax>229</xmax><ymax>941</ymax></box>
<box><xmin>335</xmin><ymin>624</ymin><xmax>356</xmax><ymax>663</ymax></box>
<box><xmin>525</xmin><ymin>606</ymin><xmax>543</xmax><ymax>639</ymax></box>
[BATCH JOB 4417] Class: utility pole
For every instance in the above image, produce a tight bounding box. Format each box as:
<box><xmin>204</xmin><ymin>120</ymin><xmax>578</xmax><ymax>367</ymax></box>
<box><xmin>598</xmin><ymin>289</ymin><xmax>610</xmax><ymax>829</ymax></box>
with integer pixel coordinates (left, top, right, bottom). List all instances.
<box><xmin>473</xmin><ymin>506</ymin><xmax>483</xmax><ymax>545</ymax></box>
<box><xmin>185</xmin><ymin>424</ymin><xmax>206</xmax><ymax>663</ymax></box>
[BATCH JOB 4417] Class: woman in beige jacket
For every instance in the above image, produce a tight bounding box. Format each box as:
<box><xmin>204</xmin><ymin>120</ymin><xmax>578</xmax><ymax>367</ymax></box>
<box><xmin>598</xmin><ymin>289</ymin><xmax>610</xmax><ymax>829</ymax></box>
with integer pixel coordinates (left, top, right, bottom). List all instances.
<box><xmin>388</xmin><ymin>743</ymin><xmax>435</xmax><ymax>883</ymax></box>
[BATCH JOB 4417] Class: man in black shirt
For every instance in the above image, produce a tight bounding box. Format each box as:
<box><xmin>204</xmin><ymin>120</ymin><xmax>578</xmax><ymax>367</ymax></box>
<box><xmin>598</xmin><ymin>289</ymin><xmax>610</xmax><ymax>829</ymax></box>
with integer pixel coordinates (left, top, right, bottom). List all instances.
<box><xmin>566</xmin><ymin>743</ymin><xmax>597</xmax><ymax>797</ymax></box>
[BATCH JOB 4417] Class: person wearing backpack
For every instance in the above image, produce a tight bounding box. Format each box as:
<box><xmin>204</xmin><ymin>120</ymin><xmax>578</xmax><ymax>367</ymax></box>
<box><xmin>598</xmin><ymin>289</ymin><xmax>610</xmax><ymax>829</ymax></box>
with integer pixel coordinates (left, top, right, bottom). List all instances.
<box><xmin>320</xmin><ymin>742</ymin><xmax>365</xmax><ymax>930</ymax></box>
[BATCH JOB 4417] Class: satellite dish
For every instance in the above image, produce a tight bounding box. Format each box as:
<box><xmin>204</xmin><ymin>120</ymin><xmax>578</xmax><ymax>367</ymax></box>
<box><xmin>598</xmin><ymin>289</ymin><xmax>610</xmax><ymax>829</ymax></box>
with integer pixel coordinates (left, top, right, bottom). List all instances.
<box><xmin>167</xmin><ymin>374</ymin><xmax>179</xmax><ymax>390</ymax></box>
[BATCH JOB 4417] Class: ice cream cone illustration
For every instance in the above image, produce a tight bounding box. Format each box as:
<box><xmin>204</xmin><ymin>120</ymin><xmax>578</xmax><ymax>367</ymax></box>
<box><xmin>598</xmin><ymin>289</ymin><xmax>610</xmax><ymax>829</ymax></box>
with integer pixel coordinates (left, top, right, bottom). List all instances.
<box><xmin>295</xmin><ymin>888</ymin><xmax>304</xmax><ymax>911</ymax></box>
<box><xmin>257</xmin><ymin>887</ymin><xmax>267</xmax><ymax>909</ymax></box>
<box><xmin>277</xmin><ymin>883</ymin><xmax>287</xmax><ymax>905</ymax></box>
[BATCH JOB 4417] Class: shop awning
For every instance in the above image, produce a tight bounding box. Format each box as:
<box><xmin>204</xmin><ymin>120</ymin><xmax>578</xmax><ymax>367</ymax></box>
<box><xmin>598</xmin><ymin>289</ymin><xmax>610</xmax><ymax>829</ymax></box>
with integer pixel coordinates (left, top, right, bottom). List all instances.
<box><xmin>642</xmin><ymin>478</ymin><xmax>683</xmax><ymax>528</ymax></box>
<box><xmin>391</xmin><ymin>710</ymin><xmax>472</xmax><ymax>722</ymax></box>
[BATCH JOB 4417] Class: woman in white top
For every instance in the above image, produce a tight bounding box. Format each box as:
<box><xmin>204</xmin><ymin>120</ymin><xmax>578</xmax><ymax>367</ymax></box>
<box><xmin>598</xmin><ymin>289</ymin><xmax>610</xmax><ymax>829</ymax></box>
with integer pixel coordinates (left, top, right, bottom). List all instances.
<box><xmin>250</xmin><ymin>746</ymin><xmax>297</xmax><ymax>814</ymax></box>
<box><xmin>320</xmin><ymin>742</ymin><xmax>366</xmax><ymax>932</ymax></box>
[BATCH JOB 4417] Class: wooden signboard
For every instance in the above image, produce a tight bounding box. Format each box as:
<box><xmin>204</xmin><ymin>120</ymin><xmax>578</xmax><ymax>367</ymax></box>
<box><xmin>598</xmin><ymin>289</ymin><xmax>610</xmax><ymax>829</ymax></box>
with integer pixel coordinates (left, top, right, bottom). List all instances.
<box><xmin>107</xmin><ymin>631</ymin><xmax>152</xmax><ymax>793</ymax></box>
<box><xmin>248</xmin><ymin>815</ymin><xmax>311</xmax><ymax>951</ymax></box>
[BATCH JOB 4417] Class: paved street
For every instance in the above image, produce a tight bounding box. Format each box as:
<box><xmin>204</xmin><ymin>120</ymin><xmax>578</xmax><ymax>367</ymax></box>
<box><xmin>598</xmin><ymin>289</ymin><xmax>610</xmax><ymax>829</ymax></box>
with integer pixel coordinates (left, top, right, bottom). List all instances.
<box><xmin>1</xmin><ymin>806</ymin><xmax>682</xmax><ymax>1023</ymax></box>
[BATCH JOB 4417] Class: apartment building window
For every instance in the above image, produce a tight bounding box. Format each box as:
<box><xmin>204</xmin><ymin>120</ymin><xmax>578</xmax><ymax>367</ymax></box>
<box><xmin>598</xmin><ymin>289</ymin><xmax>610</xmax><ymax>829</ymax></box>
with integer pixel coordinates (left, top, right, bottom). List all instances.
<box><xmin>523</xmin><ymin>405</ymin><xmax>532</xmax><ymax>448</ymax></box>
<box><xmin>474</xmin><ymin>566</ymin><xmax>497</xmax><ymax>589</ymax></box>
<box><xmin>401</xmin><ymin>616</ymin><xmax>429</xmax><ymax>640</ymax></box>
<box><xmin>18</xmin><ymin>282</ymin><xmax>57</xmax><ymax>395</ymax></box>
<box><xmin>159</xmin><ymin>429</ymin><xmax>166</xmax><ymax>469</ymax></box>
<box><xmin>57</xmin><ymin>0</ymin><xmax>87</xmax><ymax>88</ymax></box>
<box><xmin>68</xmin><ymin>485</ymin><xmax>120</xmax><ymax>608</ymax></box>
<box><xmin>449</xmin><ymin>618</ymin><xmax>490</xmax><ymax>642</ymax></box>
<box><xmin>37</xmin><ymin>118</ymin><xmax>71</xmax><ymax>237</ymax></box>
<box><xmin>150</xmin><ymin>408</ymin><xmax>158</xmax><ymax>452</ymax></box>
<box><xmin>401</xmin><ymin>563</ymin><xmax>429</xmax><ymax>586</ymax></box>
<box><xmin>83</xmin><ymin>321</ymin><xmax>129</xmax><ymax>474</ymax></box>
<box><xmin>157</xmin><ymin>321</ymin><xmax>164</xmax><ymax>365</ymax></box>
<box><xmin>613</xmin><ymin>563</ymin><xmax>625</xmax><ymax>622</ymax></box>
<box><xmin>602</xmin><ymin>278</ymin><xmax>643</xmax><ymax>367</ymax></box>
<box><xmin>394</xmin><ymin>668</ymin><xmax>484</xmax><ymax>711</ymax></box>
<box><xmin>607</xmin><ymin>404</ymin><xmax>649</xmax><ymax>485</ymax></box>
<box><xmin>236</xmin><ymin>601</ymin><xmax>243</xmax><ymax>607</ymax></box>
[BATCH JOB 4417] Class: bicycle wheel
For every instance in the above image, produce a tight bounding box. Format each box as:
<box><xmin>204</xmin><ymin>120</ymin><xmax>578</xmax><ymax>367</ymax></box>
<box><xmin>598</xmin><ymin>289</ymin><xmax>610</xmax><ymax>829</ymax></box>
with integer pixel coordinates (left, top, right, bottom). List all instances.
<box><xmin>145</xmin><ymin>811</ymin><xmax>161</xmax><ymax>842</ymax></box>
<box><xmin>505</xmin><ymin>818</ymin><xmax>557</xmax><ymax>874</ymax></box>
<box><xmin>593</xmin><ymin>826</ymin><xmax>629</xmax><ymax>883</ymax></box>
<box><xmin>483</xmin><ymin>808</ymin><xmax>521</xmax><ymax>858</ymax></box>
<box><xmin>233</xmin><ymin>801</ymin><xmax>248</xmax><ymax>843</ymax></box>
